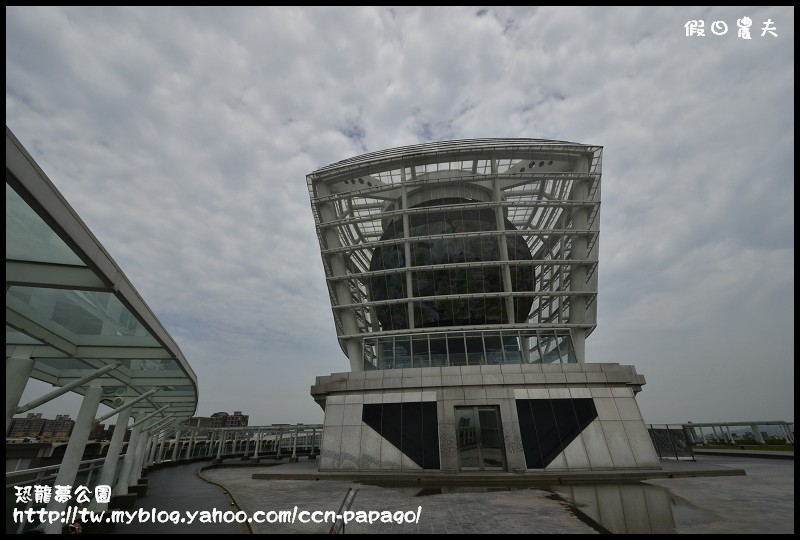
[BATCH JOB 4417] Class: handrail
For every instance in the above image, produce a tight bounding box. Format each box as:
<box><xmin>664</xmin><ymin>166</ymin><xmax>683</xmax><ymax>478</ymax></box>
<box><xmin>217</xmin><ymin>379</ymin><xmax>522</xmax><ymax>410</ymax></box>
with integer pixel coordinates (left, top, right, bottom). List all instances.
<box><xmin>5</xmin><ymin>457</ymin><xmax>114</xmax><ymax>485</ymax></box>
<box><xmin>329</xmin><ymin>487</ymin><xmax>359</xmax><ymax>534</ymax></box>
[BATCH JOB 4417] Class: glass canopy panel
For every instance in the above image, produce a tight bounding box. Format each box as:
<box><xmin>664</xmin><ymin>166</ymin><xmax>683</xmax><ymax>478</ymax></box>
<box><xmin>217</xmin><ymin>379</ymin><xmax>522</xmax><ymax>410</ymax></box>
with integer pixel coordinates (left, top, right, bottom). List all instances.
<box><xmin>7</xmin><ymin>130</ymin><xmax>198</xmax><ymax>424</ymax></box>
<box><xmin>33</xmin><ymin>358</ymin><xmax>186</xmax><ymax>378</ymax></box>
<box><xmin>34</xmin><ymin>357</ymin><xmax>96</xmax><ymax>371</ymax></box>
<box><xmin>127</xmin><ymin>358</ymin><xmax>183</xmax><ymax>373</ymax></box>
<box><xmin>7</xmin><ymin>286</ymin><xmax>158</xmax><ymax>346</ymax></box>
<box><xmin>6</xmin><ymin>326</ymin><xmax>43</xmax><ymax>345</ymax></box>
<box><xmin>5</xmin><ymin>184</ymin><xmax>85</xmax><ymax>266</ymax></box>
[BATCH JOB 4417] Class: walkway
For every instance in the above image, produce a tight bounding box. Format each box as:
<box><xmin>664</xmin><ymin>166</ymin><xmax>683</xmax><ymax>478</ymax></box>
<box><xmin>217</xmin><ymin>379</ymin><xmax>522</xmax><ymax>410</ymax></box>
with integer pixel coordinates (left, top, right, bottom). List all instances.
<box><xmin>110</xmin><ymin>460</ymin><xmax>246</xmax><ymax>534</ymax></box>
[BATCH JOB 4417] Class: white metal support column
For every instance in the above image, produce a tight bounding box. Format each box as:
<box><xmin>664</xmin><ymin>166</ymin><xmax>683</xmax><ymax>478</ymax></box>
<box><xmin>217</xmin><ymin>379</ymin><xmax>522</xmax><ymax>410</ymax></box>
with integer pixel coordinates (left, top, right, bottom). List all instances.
<box><xmin>171</xmin><ymin>429</ymin><xmax>182</xmax><ymax>461</ymax></box>
<box><xmin>290</xmin><ymin>424</ymin><xmax>299</xmax><ymax>462</ymax></box>
<box><xmin>216</xmin><ymin>429</ymin><xmax>225</xmax><ymax>460</ymax></box>
<box><xmin>492</xmin><ymin>164</ymin><xmax>517</xmax><ymax>327</ymax></box>
<box><xmin>780</xmin><ymin>423</ymin><xmax>794</xmax><ymax>444</ymax></box>
<box><xmin>130</xmin><ymin>430</ymin><xmax>150</xmax><ymax>486</ymax></box>
<box><xmin>115</xmin><ymin>413</ymin><xmax>143</xmax><ymax>496</ymax></box>
<box><xmin>316</xmin><ymin>182</ymin><xmax>363</xmax><ymax>370</ymax></box>
<box><xmin>206</xmin><ymin>430</ymin><xmax>215</xmax><ymax>457</ymax></box>
<box><xmin>185</xmin><ymin>430</ymin><xmax>195</xmax><ymax>460</ymax></box>
<box><xmin>401</xmin><ymin>173</ymin><xmax>415</xmax><ymax>330</ymax></box>
<box><xmin>569</xmin><ymin>163</ymin><xmax>590</xmax><ymax>363</ymax></box>
<box><xmin>5</xmin><ymin>346</ymin><xmax>35</xmax><ymax>432</ymax></box>
<box><xmin>146</xmin><ymin>433</ymin><xmax>159</xmax><ymax>466</ymax></box>
<box><xmin>253</xmin><ymin>428</ymin><xmax>262</xmax><ymax>460</ymax></box>
<box><xmin>43</xmin><ymin>383</ymin><xmax>103</xmax><ymax>534</ymax></box>
<box><xmin>156</xmin><ymin>433</ymin><xmax>168</xmax><ymax>463</ymax></box>
<box><xmin>751</xmin><ymin>425</ymin><xmax>765</xmax><ymax>444</ymax></box>
<box><xmin>94</xmin><ymin>407</ymin><xmax>132</xmax><ymax>510</ymax></box>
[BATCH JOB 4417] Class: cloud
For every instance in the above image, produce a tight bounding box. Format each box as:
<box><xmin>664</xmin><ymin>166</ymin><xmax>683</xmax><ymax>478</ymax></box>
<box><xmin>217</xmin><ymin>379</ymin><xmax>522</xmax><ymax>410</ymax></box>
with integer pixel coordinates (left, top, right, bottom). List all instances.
<box><xmin>7</xmin><ymin>6</ymin><xmax>793</xmax><ymax>426</ymax></box>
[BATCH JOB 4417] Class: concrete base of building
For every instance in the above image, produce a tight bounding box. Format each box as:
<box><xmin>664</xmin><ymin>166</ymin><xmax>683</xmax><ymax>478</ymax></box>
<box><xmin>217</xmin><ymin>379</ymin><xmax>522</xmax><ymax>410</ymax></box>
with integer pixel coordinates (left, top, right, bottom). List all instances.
<box><xmin>310</xmin><ymin>362</ymin><xmax>660</xmax><ymax>473</ymax></box>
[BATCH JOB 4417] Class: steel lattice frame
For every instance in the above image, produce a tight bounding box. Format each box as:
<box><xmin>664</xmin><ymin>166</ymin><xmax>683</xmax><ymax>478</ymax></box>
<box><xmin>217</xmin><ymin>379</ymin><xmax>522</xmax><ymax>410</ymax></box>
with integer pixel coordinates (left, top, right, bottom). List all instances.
<box><xmin>307</xmin><ymin>139</ymin><xmax>602</xmax><ymax>371</ymax></box>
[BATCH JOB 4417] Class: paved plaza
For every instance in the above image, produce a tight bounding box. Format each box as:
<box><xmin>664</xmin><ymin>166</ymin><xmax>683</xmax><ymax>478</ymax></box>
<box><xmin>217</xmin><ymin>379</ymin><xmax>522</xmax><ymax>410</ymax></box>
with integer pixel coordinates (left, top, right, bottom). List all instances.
<box><xmin>110</xmin><ymin>454</ymin><xmax>793</xmax><ymax>534</ymax></box>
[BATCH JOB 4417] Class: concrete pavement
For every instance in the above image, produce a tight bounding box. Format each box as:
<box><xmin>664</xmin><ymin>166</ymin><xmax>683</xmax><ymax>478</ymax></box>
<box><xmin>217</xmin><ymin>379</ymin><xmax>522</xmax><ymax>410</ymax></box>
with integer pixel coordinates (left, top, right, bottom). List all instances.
<box><xmin>103</xmin><ymin>455</ymin><xmax>793</xmax><ymax>534</ymax></box>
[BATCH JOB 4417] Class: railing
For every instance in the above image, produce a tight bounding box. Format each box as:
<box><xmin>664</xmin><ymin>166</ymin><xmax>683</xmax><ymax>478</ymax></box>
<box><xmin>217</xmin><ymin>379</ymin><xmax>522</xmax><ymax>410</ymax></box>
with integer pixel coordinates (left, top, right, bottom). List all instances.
<box><xmin>5</xmin><ymin>456</ymin><xmax>117</xmax><ymax>489</ymax></box>
<box><xmin>646</xmin><ymin>424</ymin><xmax>695</xmax><ymax>461</ymax></box>
<box><xmin>6</xmin><ymin>456</ymin><xmax>123</xmax><ymax>534</ymax></box>
<box><xmin>6</xmin><ymin>424</ymin><xmax>322</xmax><ymax>534</ymax></box>
<box><xmin>682</xmin><ymin>421</ymin><xmax>794</xmax><ymax>447</ymax></box>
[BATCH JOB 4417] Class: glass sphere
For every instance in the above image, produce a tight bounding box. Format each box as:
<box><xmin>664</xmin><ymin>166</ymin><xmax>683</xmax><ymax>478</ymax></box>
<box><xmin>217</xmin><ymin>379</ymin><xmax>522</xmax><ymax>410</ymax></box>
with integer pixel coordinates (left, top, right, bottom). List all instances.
<box><xmin>369</xmin><ymin>198</ymin><xmax>535</xmax><ymax>331</ymax></box>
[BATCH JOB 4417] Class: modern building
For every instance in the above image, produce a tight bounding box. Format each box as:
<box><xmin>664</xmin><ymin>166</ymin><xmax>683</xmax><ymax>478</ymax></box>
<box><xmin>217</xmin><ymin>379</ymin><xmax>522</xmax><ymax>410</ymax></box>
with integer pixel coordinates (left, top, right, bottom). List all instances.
<box><xmin>7</xmin><ymin>413</ymin><xmax>46</xmax><ymax>439</ymax></box>
<box><xmin>106</xmin><ymin>423</ymin><xmax>132</xmax><ymax>442</ymax></box>
<box><xmin>88</xmin><ymin>421</ymin><xmax>106</xmax><ymax>441</ymax></box>
<box><xmin>307</xmin><ymin>138</ymin><xmax>659</xmax><ymax>472</ymax></box>
<box><xmin>185</xmin><ymin>416</ymin><xmax>213</xmax><ymax>428</ymax></box>
<box><xmin>40</xmin><ymin>415</ymin><xmax>75</xmax><ymax>442</ymax></box>
<box><xmin>209</xmin><ymin>411</ymin><xmax>250</xmax><ymax>428</ymax></box>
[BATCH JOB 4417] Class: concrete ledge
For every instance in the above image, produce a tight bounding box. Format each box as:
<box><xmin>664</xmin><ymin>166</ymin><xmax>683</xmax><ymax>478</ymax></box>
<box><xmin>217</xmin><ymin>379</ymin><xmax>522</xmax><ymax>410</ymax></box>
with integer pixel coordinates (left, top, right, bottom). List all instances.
<box><xmin>312</xmin><ymin>362</ymin><xmax>645</xmax><ymax>402</ymax></box>
<box><xmin>692</xmin><ymin>448</ymin><xmax>794</xmax><ymax>460</ymax></box>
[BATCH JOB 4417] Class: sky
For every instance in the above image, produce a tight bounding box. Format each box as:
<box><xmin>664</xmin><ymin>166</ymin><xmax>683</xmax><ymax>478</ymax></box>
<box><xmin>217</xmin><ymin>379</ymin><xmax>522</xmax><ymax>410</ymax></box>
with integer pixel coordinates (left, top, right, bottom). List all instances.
<box><xmin>6</xmin><ymin>6</ymin><xmax>794</xmax><ymax>427</ymax></box>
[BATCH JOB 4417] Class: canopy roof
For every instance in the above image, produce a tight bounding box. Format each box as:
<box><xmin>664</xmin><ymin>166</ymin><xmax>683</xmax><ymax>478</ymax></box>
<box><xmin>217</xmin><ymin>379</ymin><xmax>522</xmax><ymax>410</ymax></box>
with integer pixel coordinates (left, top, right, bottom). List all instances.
<box><xmin>6</xmin><ymin>126</ymin><xmax>198</xmax><ymax>425</ymax></box>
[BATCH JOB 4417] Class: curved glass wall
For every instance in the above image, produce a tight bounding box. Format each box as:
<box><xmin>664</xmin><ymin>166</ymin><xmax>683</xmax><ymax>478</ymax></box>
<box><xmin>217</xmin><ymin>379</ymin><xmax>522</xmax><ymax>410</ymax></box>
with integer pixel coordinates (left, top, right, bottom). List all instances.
<box><xmin>363</xmin><ymin>329</ymin><xmax>576</xmax><ymax>370</ymax></box>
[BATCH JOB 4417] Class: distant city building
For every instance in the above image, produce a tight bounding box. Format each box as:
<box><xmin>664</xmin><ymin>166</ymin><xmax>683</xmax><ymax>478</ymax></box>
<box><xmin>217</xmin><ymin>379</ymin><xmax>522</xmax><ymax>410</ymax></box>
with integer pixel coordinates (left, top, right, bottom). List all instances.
<box><xmin>8</xmin><ymin>416</ymin><xmax>131</xmax><ymax>443</ymax></box>
<box><xmin>8</xmin><ymin>414</ymin><xmax>76</xmax><ymax>442</ymax></box>
<box><xmin>89</xmin><ymin>421</ymin><xmax>106</xmax><ymax>441</ymax></box>
<box><xmin>185</xmin><ymin>416</ymin><xmax>212</xmax><ymax>428</ymax></box>
<box><xmin>208</xmin><ymin>411</ymin><xmax>250</xmax><ymax>428</ymax></box>
<box><xmin>40</xmin><ymin>415</ymin><xmax>74</xmax><ymax>442</ymax></box>
<box><xmin>7</xmin><ymin>413</ymin><xmax>46</xmax><ymax>439</ymax></box>
<box><xmin>106</xmin><ymin>423</ymin><xmax>132</xmax><ymax>442</ymax></box>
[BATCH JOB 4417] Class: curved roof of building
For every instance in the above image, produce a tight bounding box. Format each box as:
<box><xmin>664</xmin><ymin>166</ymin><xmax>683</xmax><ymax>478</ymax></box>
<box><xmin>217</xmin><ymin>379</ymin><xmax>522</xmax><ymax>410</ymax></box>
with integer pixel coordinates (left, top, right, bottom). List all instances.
<box><xmin>6</xmin><ymin>126</ymin><xmax>198</xmax><ymax>425</ymax></box>
<box><xmin>311</xmin><ymin>137</ymin><xmax>600</xmax><ymax>176</ymax></box>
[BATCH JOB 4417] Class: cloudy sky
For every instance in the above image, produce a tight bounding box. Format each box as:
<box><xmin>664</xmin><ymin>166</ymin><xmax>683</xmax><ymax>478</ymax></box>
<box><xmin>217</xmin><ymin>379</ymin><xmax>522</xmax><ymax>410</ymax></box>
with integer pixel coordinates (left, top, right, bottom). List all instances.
<box><xmin>6</xmin><ymin>6</ymin><xmax>794</xmax><ymax>427</ymax></box>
